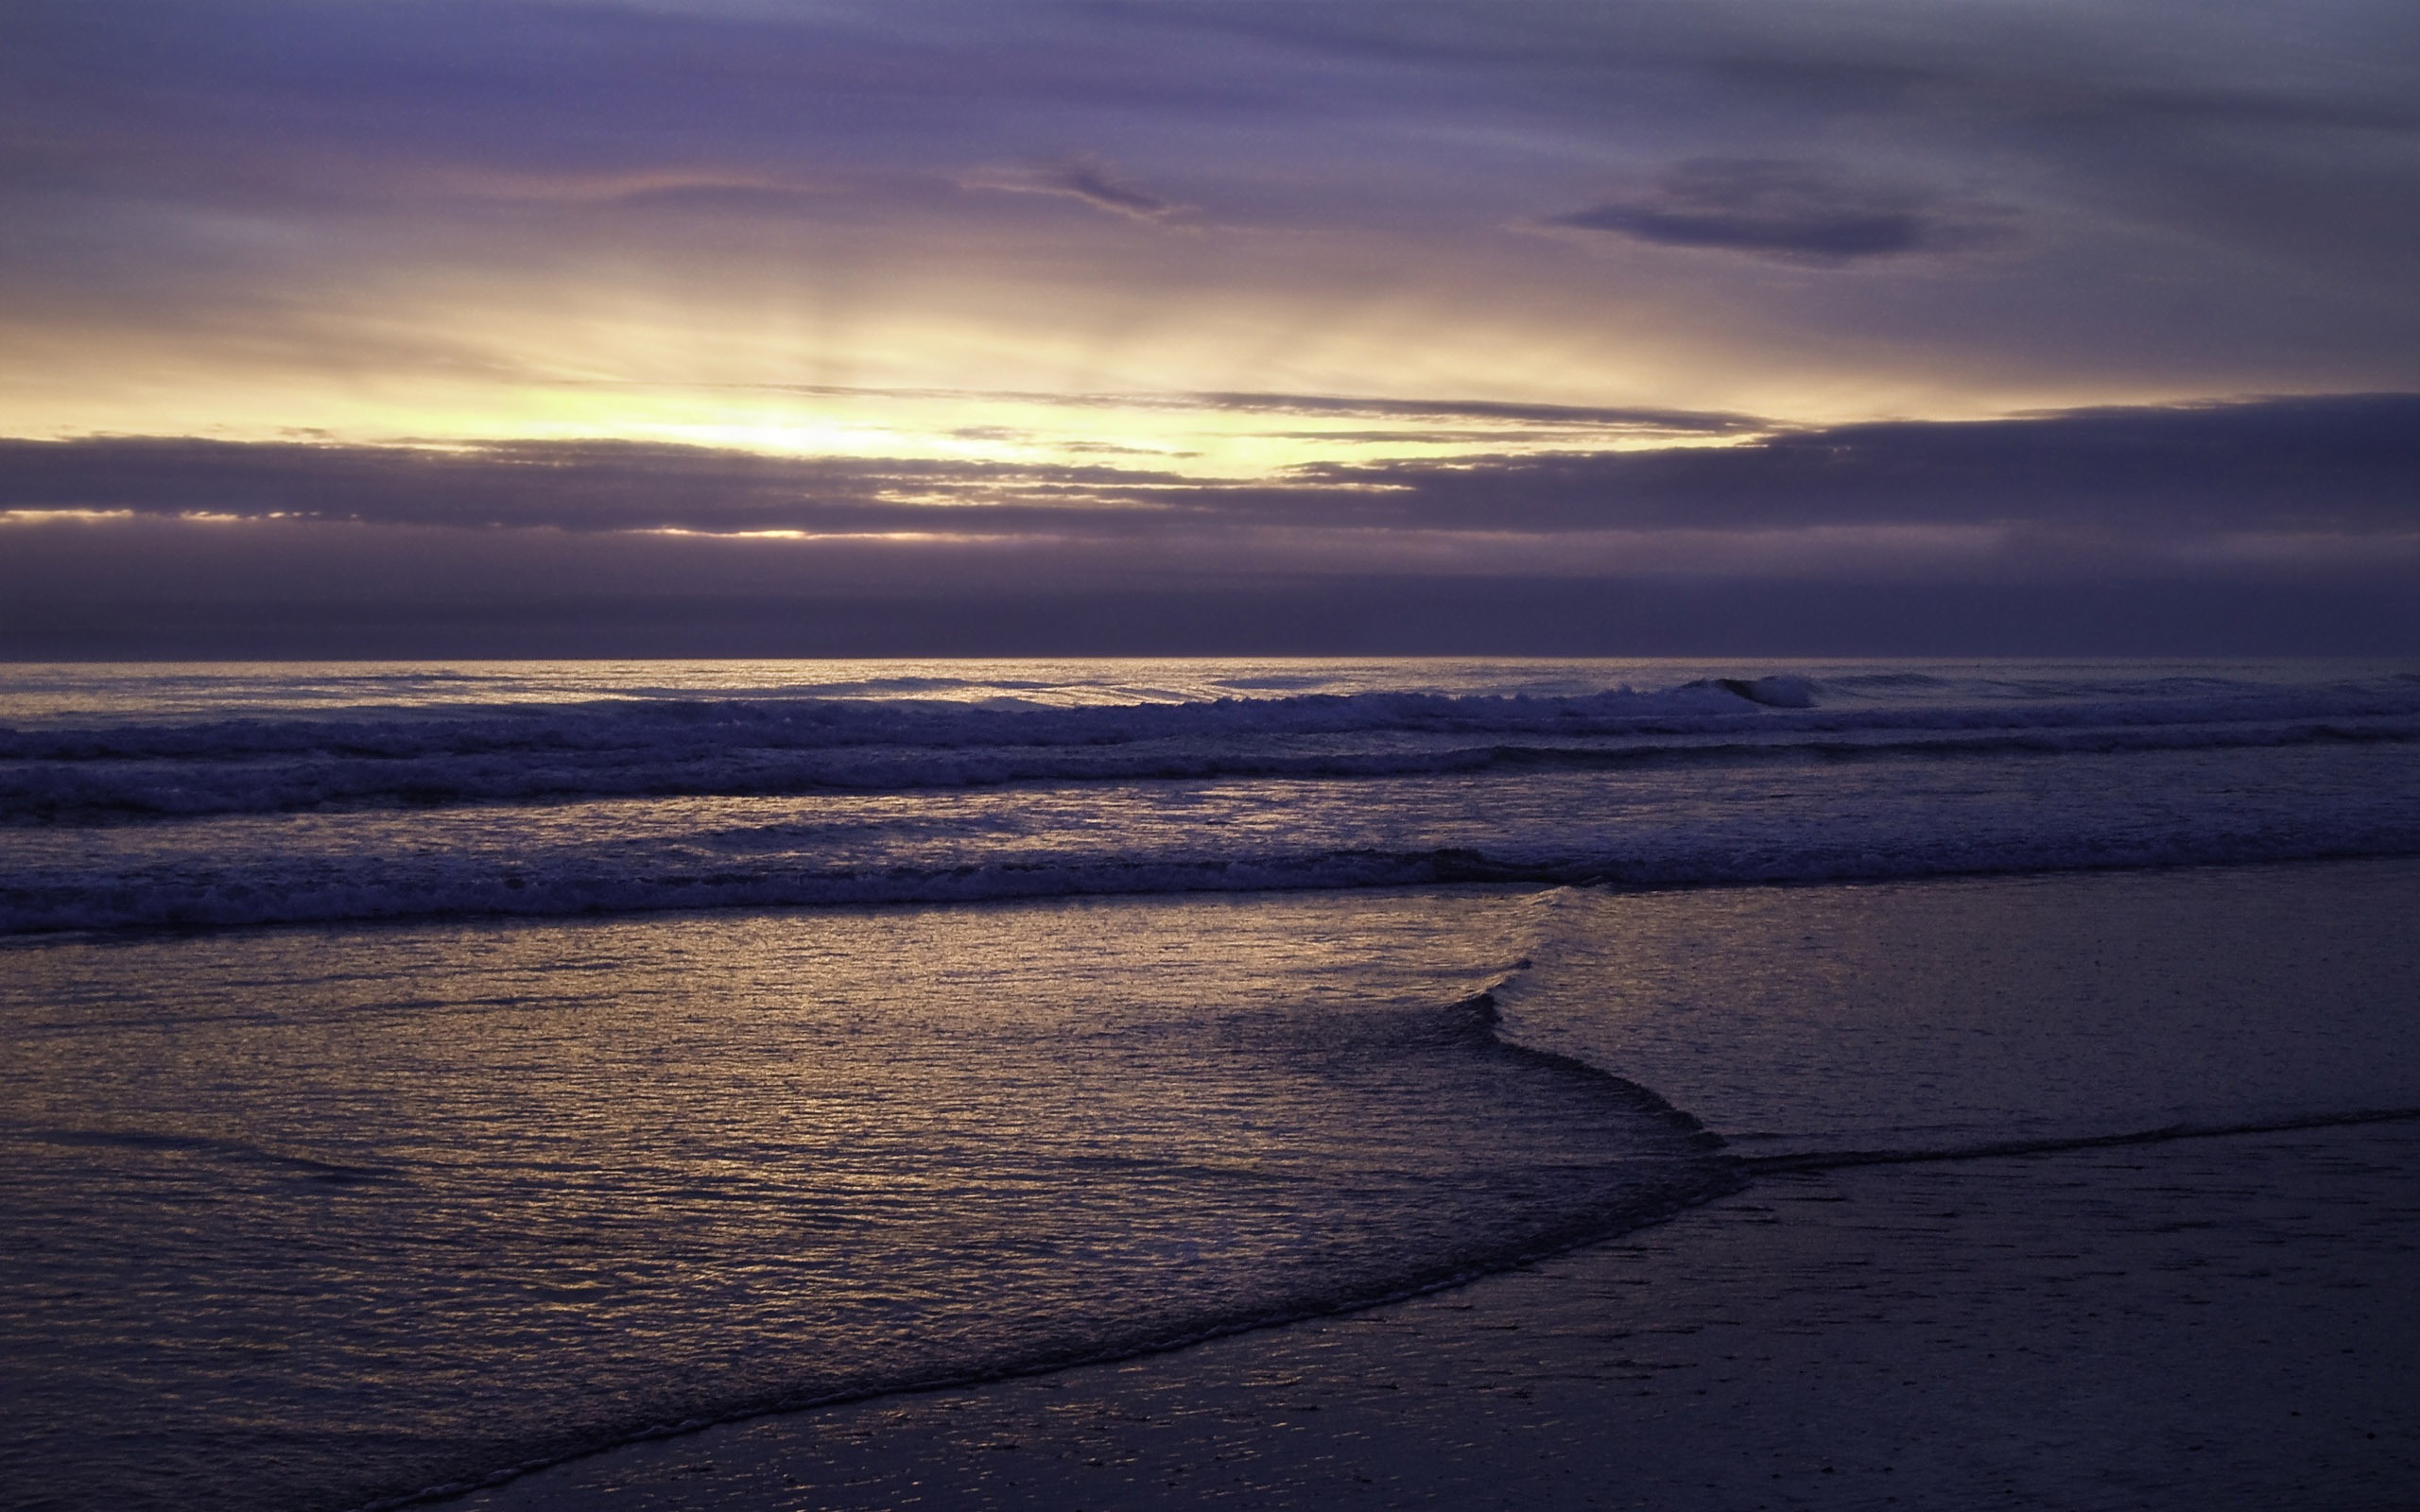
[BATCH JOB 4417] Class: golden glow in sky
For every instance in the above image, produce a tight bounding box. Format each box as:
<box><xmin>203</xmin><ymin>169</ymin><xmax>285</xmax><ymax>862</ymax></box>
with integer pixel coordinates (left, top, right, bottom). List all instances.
<box><xmin>1</xmin><ymin>0</ymin><xmax>2414</xmax><ymax>656</ymax></box>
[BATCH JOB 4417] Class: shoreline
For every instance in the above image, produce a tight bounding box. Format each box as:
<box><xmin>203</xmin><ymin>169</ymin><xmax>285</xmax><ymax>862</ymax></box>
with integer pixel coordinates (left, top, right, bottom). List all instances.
<box><xmin>460</xmin><ymin>1117</ymin><xmax>2420</xmax><ymax>1510</ymax></box>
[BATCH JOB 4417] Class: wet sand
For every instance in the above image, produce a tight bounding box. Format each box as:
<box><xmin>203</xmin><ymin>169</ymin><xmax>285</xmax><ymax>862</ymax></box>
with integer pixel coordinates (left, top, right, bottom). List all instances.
<box><xmin>462</xmin><ymin>1117</ymin><xmax>2420</xmax><ymax>1511</ymax></box>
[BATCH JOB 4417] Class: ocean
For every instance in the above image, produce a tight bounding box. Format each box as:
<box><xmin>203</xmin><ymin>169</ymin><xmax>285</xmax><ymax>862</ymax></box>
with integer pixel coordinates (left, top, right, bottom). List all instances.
<box><xmin>4</xmin><ymin>657</ymin><xmax>2418</xmax><ymax>1511</ymax></box>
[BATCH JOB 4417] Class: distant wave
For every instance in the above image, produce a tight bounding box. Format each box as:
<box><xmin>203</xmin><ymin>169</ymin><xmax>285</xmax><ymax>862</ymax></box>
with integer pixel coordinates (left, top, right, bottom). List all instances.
<box><xmin>7</xmin><ymin>677</ymin><xmax>2417</xmax><ymax>824</ymax></box>
<box><xmin>0</xmin><ymin>681</ymin><xmax>1782</xmax><ymax>764</ymax></box>
<box><xmin>8</xmin><ymin>667</ymin><xmax>2417</xmax><ymax>932</ymax></box>
<box><xmin>10</xmin><ymin>822</ymin><xmax>2420</xmax><ymax>936</ymax></box>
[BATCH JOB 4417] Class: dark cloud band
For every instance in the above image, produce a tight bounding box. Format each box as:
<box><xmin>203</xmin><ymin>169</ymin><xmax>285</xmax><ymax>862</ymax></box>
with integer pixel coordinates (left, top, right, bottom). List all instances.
<box><xmin>5</xmin><ymin>395</ymin><xmax>2415</xmax><ymax>540</ymax></box>
<box><xmin>1547</xmin><ymin>159</ymin><xmax>2018</xmax><ymax>264</ymax></box>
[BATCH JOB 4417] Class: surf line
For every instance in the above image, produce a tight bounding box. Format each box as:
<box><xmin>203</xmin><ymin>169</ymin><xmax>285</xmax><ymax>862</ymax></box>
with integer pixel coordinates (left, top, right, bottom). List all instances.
<box><xmin>1740</xmin><ymin>1107</ymin><xmax>2420</xmax><ymax>1176</ymax></box>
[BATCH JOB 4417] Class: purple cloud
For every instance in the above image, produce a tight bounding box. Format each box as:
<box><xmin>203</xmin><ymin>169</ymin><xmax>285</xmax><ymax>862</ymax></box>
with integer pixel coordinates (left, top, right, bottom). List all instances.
<box><xmin>1549</xmin><ymin>159</ymin><xmax>2018</xmax><ymax>265</ymax></box>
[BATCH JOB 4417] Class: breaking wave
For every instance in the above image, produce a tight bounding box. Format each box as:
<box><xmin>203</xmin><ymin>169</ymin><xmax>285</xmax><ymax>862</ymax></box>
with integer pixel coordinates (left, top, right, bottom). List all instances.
<box><xmin>7</xmin><ymin>674</ymin><xmax>2417</xmax><ymax>824</ymax></box>
<box><xmin>4</xmin><ymin>663</ymin><xmax>2417</xmax><ymax>933</ymax></box>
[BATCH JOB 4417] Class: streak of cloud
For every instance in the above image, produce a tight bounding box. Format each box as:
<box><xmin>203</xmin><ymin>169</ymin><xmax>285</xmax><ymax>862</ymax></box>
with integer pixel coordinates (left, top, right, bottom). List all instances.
<box><xmin>6</xmin><ymin>396</ymin><xmax>2413</xmax><ymax>544</ymax></box>
<box><xmin>1547</xmin><ymin>160</ymin><xmax>2019</xmax><ymax>265</ymax></box>
<box><xmin>959</xmin><ymin>157</ymin><xmax>1185</xmax><ymax>221</ymax></box>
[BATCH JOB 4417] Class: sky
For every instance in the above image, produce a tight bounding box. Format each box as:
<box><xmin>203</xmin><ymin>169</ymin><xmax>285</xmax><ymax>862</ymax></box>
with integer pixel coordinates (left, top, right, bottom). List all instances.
<box><xmin>3</xmin><ymin>0</ymin><xmax>2416</xmax><ymax>655</ymax></box>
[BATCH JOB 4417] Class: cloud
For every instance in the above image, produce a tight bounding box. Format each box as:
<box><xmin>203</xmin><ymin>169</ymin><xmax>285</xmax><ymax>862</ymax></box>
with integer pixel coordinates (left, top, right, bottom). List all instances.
<box><xmin>1289</xmin><ymin>393</ymin><xmax>2420</xmax><ymax>532</ymax></box>
<box><xmin>7</xmin><ymin>394</ymin><xmax>2417</xmax><ymax>657</ymax></box>
<box><xmin>7</xmin><ymin>551</ymin><xmax>2411</xmax><ymax>659</ymax></box>
<box><xmin>713</xmin><ymin>385</ymin><xmax>1758</xmax><ymax>435</ymax></box>
<box><xmin>6</xmin><ymin>395</ymin><xmax>2415</xmax><ymax>546</ymax></box>
<box><xmin>0</xmin><ymin>438</ymin><xmax>1203</xmax><ymax>536</ymax></box>
<box><xmin>1178</xmin><ymin>393</ymin><xmax>1760</xmax><ymax>434</ymax></box>
<box><xmin>1052</xmin><ymin>159</ymin><xmax>1180</xmax><ymax>219</ymax></box>
<box><xmin>1162</xmin><ymin>1</ymin><xmax>2420</xmax><ymax>141</ymax></box>
<box><xmin>959</xmin><ymin>157</ymin><xmax>1184</xmax><ymax>220</ymax></box>
<box><xmin>1547</xmin><ymin>159</ymin><xmax>2019</xmax><ymax>265</ymax></box>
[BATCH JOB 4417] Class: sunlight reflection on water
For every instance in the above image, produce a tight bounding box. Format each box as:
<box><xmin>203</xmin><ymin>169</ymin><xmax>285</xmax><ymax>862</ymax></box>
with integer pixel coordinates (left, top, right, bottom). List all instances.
<box><xmin>0</xmin><ymin>886</ymin><xmax>1724</xmax><ymax>1512</ymax></box>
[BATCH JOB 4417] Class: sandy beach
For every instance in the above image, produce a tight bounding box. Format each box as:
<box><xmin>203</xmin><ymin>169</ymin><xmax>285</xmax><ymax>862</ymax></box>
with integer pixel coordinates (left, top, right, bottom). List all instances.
<box><xmin>465</xmin><ymin>1116</ymin><xmax>2420</xmax><ymax>1511</ymax></box>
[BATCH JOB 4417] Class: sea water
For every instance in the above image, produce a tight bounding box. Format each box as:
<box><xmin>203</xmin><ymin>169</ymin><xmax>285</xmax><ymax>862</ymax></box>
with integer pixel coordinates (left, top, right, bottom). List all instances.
<box><xmin>3</xmin><ymin>658</ymin><xmax>2416</xmax><ymax>1510</ymax></box>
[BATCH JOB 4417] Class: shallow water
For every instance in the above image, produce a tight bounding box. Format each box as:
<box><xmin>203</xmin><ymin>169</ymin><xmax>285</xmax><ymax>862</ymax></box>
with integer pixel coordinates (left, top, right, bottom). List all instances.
<box><xmin>0</xmin><ymin>888</ymin><xmax>1726</xmax><ymax>1512</ymax></box>
<box><xmin>1496</xmin><ymin>858</ymin><xmax>2420</xmax><ymax>1157</ymax></box>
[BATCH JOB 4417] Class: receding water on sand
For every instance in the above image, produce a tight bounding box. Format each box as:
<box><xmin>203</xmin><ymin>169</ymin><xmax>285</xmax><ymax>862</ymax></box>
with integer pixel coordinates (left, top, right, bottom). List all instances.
<box><xmin>458</xmin><ymin>857</ymin><xmax>2420</xmax><ymax>1512</ymax></box>
<box><xmin>0</xmin><ymin>888</ymin><xmax>1728</xmax><ymax>1512</ymax></box>
<box><xmin>1495</xmin><ymin>858</ymin><xmax>2420</xmax><ymax>1158</ymax></box>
